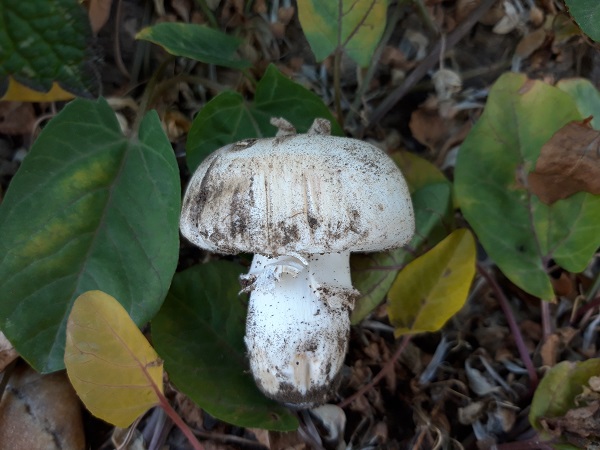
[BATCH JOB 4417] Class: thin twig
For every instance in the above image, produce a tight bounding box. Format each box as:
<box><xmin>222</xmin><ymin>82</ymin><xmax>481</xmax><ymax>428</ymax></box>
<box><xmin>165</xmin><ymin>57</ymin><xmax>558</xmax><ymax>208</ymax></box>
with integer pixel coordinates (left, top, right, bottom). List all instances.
<box><xmin>338</xmin><ymin>334</ymin><xmax>412</xmax><ymax>408</ymax></box>
<box><xmin>333</xmin><ymin>0</ymin><xmax>344</xmax><ymax>125</ymax></box>
<box><xmin>346</xmin><ymin>0</ymin><xmax>406</xmax><ymax>127</ymax></box>
<box><xmin>114</xmin><ymin>0</ymin><xmax>131</xmax><ymax>80</ymax></box>
<box><xmin>476</xmin><ymin>264</ymin><xmax>539</xmax><ymax>389</ymax></box>
<box><xmin>570</xmin><ymin>295</ymin><xmax>600</xmax><ymax>325</ymax></box>
<box><xmin>333</xmin><ymin>48</ymin><xmax>344</xmax><ymax>125</ymax></box>
<box><xmin>367</xmin><ymin>0</ymin><xmax>498</xmax><ymax>128</ymax></box>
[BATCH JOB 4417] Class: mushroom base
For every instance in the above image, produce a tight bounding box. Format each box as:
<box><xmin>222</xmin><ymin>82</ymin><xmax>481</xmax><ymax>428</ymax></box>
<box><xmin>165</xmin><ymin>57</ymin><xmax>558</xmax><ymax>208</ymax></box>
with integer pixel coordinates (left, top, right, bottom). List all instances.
<box><xmin>242</xmin><ymin>253</ymin><xmax>358</xmax><ymax>407</ymax></box>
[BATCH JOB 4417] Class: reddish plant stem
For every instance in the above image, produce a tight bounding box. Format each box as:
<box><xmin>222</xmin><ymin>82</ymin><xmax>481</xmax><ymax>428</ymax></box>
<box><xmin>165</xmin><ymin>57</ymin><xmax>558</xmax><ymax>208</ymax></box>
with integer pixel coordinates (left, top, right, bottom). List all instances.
<box><xmin>338</xmin><ymin>334</ymin><xmax>412</xmax><ymax>408</ymax></box>
<box><xmin>156</xmin><ymin>390</ymin><xmax>204</xmax><ymax>450</ymax></box>
<box><xmin>540</xmin><ymin>300</ymin><xmax>552</xmax><ymax>342</ymax></box>
<box><xmin>476</xmin><ymin>264</ymin><xmax>539</xmax><ymax>389</ymax></box>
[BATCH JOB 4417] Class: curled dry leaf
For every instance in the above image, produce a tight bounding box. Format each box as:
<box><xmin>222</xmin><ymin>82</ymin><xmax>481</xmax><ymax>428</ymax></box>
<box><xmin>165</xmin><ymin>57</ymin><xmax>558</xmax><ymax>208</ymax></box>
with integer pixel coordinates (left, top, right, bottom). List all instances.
<box><xmin>432</xmin><ymin>68</ymin><xmax>462</xmax><ymax>102</ymax></box>
<box><xmin>528</xmin><ymin>119</ymin><xmax>600</xmax><ymax>204</ymax></box>
<box><xmin>493</xmin><ymin>1</ymin><xmax>521</xmax><ymax>34</ymax></box>
<box><xmin>541</xmin><ymin>401</ymin><xmax>600</xmax><ymax>440</ymax></box>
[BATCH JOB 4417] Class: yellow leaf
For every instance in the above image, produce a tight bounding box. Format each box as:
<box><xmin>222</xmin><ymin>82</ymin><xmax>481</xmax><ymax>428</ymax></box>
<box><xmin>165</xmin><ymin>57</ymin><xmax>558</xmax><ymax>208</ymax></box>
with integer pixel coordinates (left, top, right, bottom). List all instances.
<box><xmin>1</xmin><ymin>77</ymin><xmax>75</xmax><ymax>102</ymax></box>
<box><xmin>388</xmin><ymin>229</ymin><xmax>476</xmax><ymax>337</ymax></box>
<box><xmin>64</xmin><ymin>290</ymin><xmax>163</xmax><ymax>427</ymax></box>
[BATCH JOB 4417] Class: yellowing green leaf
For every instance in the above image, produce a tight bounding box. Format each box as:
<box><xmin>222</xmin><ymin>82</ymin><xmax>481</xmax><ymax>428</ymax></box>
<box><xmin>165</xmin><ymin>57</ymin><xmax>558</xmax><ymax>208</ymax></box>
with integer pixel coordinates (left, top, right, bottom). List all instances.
<box><xmin>297</xmin><ymin>0</ymin><xmax>387</xmax><ymax>67</ymax></box>
<box><xmin>64</xmin><ymin>291</ymin><xmax>163</xmax><ymax>428</ymax></box>
<box><xmin>454</xmin><ymin>73</ymin><xmax>600</xmax><ymax>300</ymax></box>
<box><xmin>391</xmin><ymin>151</ymin><xmax>449</xmax><ymax>194</ymax></box>
<box><xmin>351</xmin><ymin>152</ymin><xmax>454</xmax><ymax>325</ymax></box>
<box><xmin>388</xmin><ymin>229</ymin><xmax>476</xmax><ymax>337</ymax></box>
<box><xmin>530</xmin><ymin>358</ymin><xmax>600</xmax><ymax>443</ymax></box>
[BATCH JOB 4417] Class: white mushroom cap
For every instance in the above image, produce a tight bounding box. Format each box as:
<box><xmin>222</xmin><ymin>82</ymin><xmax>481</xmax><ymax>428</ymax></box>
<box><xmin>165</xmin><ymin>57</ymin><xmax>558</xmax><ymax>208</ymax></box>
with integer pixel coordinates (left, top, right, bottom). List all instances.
<box><xmin>180</xmin><ymin>126</ymin><xmax>414</xmax><ymax>256</ymax></box>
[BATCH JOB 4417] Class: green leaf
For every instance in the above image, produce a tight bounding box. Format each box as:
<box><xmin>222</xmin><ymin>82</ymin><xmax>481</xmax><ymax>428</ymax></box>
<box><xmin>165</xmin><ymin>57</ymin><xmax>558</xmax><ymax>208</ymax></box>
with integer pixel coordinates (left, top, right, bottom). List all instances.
<box><xmin>297</xmin><ymin>0</ymin><xmax>388</xmax><ymax>67</ymax></box>
<box><xmin>136</xmin><ymin>23</ymin><xmax>250</xmax><ymax>69</ymax></box>
<box><xmin>0</xmin><ymin>0</ymin><xmax>98</xmax><ymax>97</ymax></box>
<box><xmin>351</xmin><ymin>152</ymin><xmax>453</xmax><ymax>324</ymax></box>
<box><xmin>564</xmin><ymin>0</ymin><xmax>600</xmax><ymax>42</ymax></box>
<box><xmin>152</xmin><ymin>261</ymin><xmax>298</xmax><ymax>431</ymax></box>
<box><xmin>454</xmin><ymin>73</ymin><xmax>600</xmax><ymax>300</ymax></box>
<box><xmin>529</xmin><ymin>358</ymin><xmax>600</xmax><ymax>442</ymax></box>
<box><xmin>65</xmin><ymin>291</ymin><xmax>163</xmax><ymax>428</ymax></box>
<box><xmin>557</xmin><ymin>78</ymin><xmax>600</xmax><ymax>130</ymax></box>
<box><xmin>387</xmin><ymin>229</ymin><xmax>476</xmax><ymax>336</ymax></box>
<box><xmin>0</xmin><ymin>98</ymin><xmax>180</xmax><ymax>373</ymax></box>
<box><xmin>186</xmin><ymin>64</ymin><xmax>342</xmax><ymax>170</ymax></box>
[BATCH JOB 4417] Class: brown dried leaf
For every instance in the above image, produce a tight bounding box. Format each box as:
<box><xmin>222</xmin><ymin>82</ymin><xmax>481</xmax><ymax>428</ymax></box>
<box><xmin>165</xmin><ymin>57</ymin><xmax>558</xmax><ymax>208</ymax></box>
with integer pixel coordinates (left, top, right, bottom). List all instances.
<box><xmin>409</xmin><ymin>107</ymin><xmax>450</xmax><ymax>150</ymax></box>
<box><xmin>540</xmin><ymin>327</ymin><xmax>579</xmax><ymax>367</ymax></box>
<box><xmin>540</xmin><ymin>333</ymin><xmax>560</xmax><ymax>367</ymax></box>
<box><xmin>86</xmin><ymin>0</ymin><xmax>114</xmax><ymax>34</ymax></box>
<box><xmin>515</xmin><ymin>28</ymin><xmax>547</xmax><ymax>59</ymax></box>
<box><xmin>0</xmin><ymin>102</ymin><xmax>35</xmax><ymax>135</ymax></box>
<box><xmin>542</xmin><ymin>401</ymin><xmax>600</xmax><ymax>439</ymax></box>
<box><xmin>528</xmin><ymin>119</ymin><xmax>600</xmax><ymax>204</ymax></box>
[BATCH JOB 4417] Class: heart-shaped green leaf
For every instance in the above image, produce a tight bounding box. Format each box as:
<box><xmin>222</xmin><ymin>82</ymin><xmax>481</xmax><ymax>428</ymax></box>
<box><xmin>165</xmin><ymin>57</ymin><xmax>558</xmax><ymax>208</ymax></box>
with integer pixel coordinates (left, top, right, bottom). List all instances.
<box><xmin>185</xmin><ymin>64</ymin><xmax>343</xmax><ymax>170</ymax></box>
<box><xmin>454</xmin><ymin>73</ymin><xmax>600</xmax><ymax>300</ymax></box>
<box><xmin>0</xmin><ymin>98</ymin><xmax>180</xmax><ymax>372</ymax></box>
<box><xmin>152</xmin><ymin>261</ymin><xmax>298</xmax><ymax>431</ymax></box>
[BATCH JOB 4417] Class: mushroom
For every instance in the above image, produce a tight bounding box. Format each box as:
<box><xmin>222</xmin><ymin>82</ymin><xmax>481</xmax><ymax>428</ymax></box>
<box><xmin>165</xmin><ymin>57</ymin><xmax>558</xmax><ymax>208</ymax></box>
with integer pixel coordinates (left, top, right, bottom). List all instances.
<box><xmin>180</xmin><ymin>118</ymin><xmax>414</xmax><ymax>407</ymax></box>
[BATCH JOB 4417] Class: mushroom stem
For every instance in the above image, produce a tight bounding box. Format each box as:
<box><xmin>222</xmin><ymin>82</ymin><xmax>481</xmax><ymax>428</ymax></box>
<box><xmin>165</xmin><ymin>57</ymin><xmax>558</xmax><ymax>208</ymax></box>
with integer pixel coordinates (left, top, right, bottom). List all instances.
<box><xmin>242</xmin><ymin>252</ymin><xmax>358</xmax><ymax>407</ymax></box>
